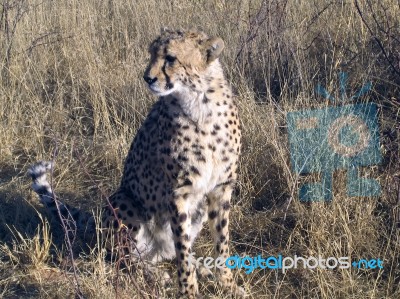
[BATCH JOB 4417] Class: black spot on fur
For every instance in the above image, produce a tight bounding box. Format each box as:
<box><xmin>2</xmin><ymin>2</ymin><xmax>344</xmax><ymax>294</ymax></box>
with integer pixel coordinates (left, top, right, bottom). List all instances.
<box><xmin>176</xmin><ymin>242</ymin><xmax>182</xmax><ymax>250</ymax></box>
<box><xmin>209</xmin><ymin>210</ymin><xmax>217</xmax><ymax>219</ymax></box>
<box><xmin>190</xmin><ymin>166</ymin><xmax>200</xmax><ymax>175</ymax></box>
<box><xmin>179</xmin><ymin>213</ymin><xmax>187</xmax><ymax>222</ymax></box>
<box><xmin>222</xmin><ymin>201</ymin><xmax>230</xmax><ymax>210</ymax></box>
<box><xmin>221</xmin><ymin>218</ymin><xmax>227</xmax><ymax>228</ymax></box>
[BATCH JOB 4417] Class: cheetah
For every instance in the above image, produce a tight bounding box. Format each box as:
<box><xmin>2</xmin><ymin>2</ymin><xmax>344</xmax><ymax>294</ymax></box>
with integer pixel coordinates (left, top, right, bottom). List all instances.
<box><xmin>29</xmin><ymin>28</ymin><xmax>244</xmax><ymax>298</ymax></box>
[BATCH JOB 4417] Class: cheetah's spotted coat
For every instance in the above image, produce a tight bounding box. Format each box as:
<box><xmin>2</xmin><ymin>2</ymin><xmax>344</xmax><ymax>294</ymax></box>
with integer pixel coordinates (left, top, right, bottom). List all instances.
<box><xmin>29</xmin><ymin>28</ymin><xmax>244</xmax><ymax>298</ymax></box>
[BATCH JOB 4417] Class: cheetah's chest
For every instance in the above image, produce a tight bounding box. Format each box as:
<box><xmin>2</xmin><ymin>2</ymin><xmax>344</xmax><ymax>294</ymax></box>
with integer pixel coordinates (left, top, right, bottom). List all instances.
<box><xmin>162</xmin><ymin>109</ymin><xmax>238</xmax><ymax>194</ymax></box>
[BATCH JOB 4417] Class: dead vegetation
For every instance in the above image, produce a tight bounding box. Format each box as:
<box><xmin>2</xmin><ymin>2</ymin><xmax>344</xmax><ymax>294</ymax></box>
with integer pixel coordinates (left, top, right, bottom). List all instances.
<box><xmin>0</xmin><ymin>0</ymin><xmax>399</xmax><ymax>298</ymax></box>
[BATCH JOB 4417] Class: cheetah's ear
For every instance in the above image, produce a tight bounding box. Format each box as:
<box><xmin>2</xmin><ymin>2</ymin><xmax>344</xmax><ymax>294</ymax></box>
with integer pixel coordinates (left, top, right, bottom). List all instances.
<box><xmin>205</xmin><ymin>37</ymin><xmax>224</xmax><ymax>63</ymax></box>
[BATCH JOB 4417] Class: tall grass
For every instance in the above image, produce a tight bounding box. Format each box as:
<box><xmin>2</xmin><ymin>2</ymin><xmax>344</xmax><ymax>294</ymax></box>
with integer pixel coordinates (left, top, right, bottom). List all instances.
<box><xmin>0</xmin><ymin>0</ymin><xmax>399</xmax><ymax>298</ymax></box>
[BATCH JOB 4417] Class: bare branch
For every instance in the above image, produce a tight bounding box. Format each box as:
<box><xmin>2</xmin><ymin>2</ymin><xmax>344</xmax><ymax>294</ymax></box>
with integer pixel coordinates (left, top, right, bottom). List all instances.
<box><xmin>354</xmin><ymin>0</ymin><xmax>400</xmax><ymax>78</ymax></box>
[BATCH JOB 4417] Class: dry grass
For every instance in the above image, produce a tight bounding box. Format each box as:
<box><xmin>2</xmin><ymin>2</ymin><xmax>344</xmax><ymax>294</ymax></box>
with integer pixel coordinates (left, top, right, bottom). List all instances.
<box><xmin>1</xmin><ymin>0</ymin><xmax>399</xmax><ymax>298</ymax></box>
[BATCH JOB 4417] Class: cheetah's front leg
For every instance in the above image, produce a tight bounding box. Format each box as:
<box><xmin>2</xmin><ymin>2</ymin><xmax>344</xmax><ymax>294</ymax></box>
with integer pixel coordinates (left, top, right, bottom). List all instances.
<box><xmin>169</xmin><ymin>187</ymin><xmax>200</xmax><ymax>298</ymax></box>
<box><xmin>207</xmin><ymin>184</ymin><xmax>247</xmax><ymax>297</ymax></box>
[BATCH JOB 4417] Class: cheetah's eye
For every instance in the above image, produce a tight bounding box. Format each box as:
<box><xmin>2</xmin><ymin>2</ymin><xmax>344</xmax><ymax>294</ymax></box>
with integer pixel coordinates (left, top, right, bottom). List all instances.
<box><xmin>165</xmin><ymin>55</ymin><xmax>176</xmax><ymax>64</ymax></box>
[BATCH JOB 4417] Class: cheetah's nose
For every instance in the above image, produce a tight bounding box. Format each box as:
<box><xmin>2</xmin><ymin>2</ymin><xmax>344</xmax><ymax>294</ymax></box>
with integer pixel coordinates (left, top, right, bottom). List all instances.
<box><xmin>143</xmin><ymin>76</ymin><xmax>157</xmax><ymax>85</ymax></box>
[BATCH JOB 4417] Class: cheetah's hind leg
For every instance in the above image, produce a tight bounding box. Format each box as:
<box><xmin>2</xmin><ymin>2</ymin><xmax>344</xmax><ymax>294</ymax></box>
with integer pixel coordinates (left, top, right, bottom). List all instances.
<box><xmin>101</xmin><ymin>190</ymin><xmax>173</xmax><ymax>288</ymax></box>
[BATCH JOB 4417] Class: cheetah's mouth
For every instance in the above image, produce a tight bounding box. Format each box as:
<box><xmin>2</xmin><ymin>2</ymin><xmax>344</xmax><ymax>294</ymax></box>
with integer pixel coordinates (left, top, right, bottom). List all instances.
<box><xmin>147</xmin><ymin>83</ymin><xmax>176</xmax><ymax>96</ymax></box>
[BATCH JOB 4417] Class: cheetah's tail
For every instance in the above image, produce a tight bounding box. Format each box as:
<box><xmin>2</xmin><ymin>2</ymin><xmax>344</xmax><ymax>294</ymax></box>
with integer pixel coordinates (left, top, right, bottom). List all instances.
<box><xmin>28</xmin><ymin>161</ymin><xmax>56</xmax><ymax>207</ymax></box>
<box><xmin>28</xmin><ymin>161</ymin><xmax>94</xmax><ymax>231</ymax></box>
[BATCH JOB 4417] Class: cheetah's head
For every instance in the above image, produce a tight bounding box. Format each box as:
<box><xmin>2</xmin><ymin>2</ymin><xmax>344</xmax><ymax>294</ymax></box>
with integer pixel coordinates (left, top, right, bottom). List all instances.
<box><xmin>143</xmin><ymin>28</ymin><xmax>224</xmax><ymax>96</ymax></box>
